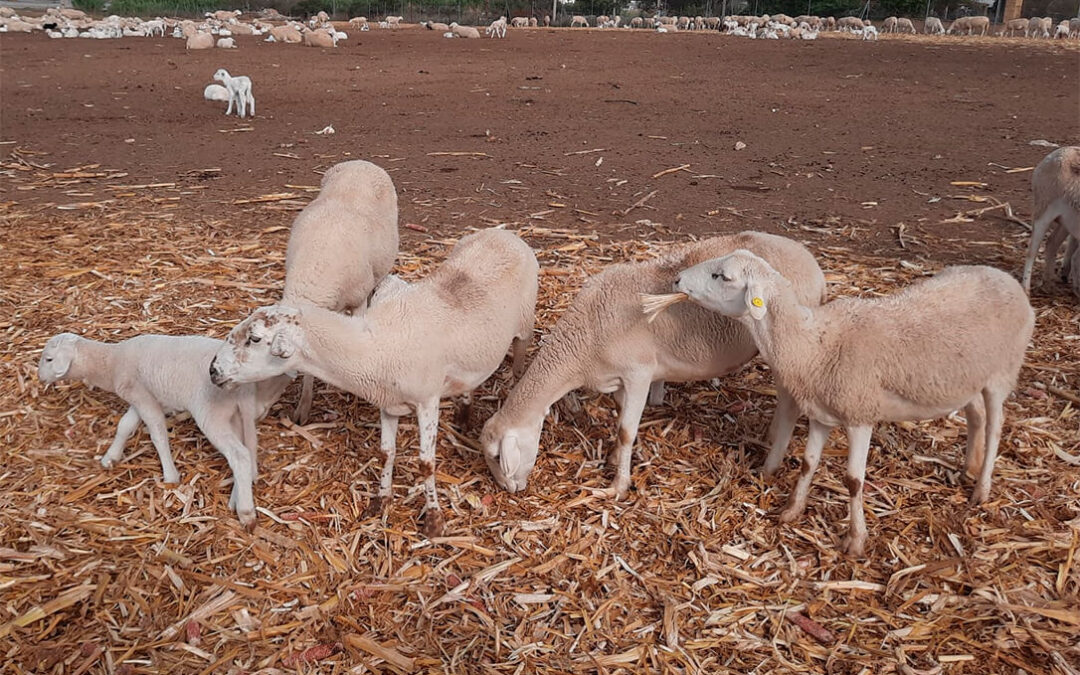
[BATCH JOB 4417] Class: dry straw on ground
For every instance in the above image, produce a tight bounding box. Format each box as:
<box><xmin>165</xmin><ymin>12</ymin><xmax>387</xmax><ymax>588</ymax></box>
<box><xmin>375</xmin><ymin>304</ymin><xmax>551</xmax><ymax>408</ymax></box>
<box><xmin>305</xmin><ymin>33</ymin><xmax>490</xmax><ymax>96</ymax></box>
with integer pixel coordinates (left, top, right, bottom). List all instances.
<box><xmin>0</xmin><ymin>163</ymin><xmax>1078</xmax><ymax>674</ymax></box>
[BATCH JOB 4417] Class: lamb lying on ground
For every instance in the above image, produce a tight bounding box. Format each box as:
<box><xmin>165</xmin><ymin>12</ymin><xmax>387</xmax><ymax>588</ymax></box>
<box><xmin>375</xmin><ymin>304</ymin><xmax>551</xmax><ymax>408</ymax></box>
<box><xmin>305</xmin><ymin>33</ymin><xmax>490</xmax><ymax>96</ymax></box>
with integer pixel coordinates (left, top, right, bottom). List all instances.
<box><xmin>210</xmin><ymin>229</ymin><xmax>538</xmax><ymax>537</ymax></box>
<box><xmin>672</xmin><ymin>252</ymin><xmax>1034</xmax><ymax>557</ymax></box>
<box><xmin>481</xmin><ymin>232</ymin><xmax>825</xmax><ymax>499</ymax></box>
<box><xmin>38</xmin><ymin>333</ymin><xmax>293</xmax><ymax>528</ymax></box>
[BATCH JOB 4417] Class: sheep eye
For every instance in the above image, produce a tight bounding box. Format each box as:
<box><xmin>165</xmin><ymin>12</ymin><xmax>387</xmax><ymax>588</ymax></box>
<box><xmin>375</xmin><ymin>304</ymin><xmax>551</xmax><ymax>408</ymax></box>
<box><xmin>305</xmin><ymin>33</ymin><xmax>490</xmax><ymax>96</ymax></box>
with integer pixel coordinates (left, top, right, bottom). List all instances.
<box><xmin>45</xmin><ymin>357</ymin><xmax>53</xmax><ymax>362</ymax></box>
<box><xmin>249</xmin><ymin>335</ymin><xmax>262</xmax><ymax>344</ymax></box>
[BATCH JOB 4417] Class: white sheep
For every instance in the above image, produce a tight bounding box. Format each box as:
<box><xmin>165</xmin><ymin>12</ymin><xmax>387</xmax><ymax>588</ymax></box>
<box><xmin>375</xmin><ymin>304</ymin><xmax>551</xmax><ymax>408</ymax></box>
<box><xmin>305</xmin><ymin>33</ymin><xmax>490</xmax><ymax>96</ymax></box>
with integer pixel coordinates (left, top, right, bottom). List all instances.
<box><xmin>282</xmin><ymin>160</ymin><xmax>400</xmax><ymax>425</ymax></box>
<box><xmin>216</xmin><ymin>37</ymin><xmax>235</xmax><ymax>48</ymax></box>
<box><xmin>449</xmin><ymin>22</ymin><xmax>481</xmax><ymax>38</ymax></box>
<box><xmin>1054</xmin><ymin>21</ymin><xmax>1070</xmax><ymax>39</ymax></box>
<box><xmin>672</xmin><ymin>252</ymin><xmax>1034</xmax><ymax>557</ymax></box>
<box><xmin>486</xmin><ymin>17</ymin><xmax>507</xmax><ymax>38</ymax></box>
<box><xmin>862</xmin><ymin>25</ymin><xmax>878</xmax><ymax>40</ymax></box>
<box><xmin>481</xmin><ymin>232</ymin><xmax>826</xmax><ymax>499</ymax></box>
<box><xmin>1021</xmin><ymin>146</ymin><xmax>1080</xmax><ymax>294</ymax></box>
<box><xmin>212</xmin><ymin>68</ymin><xmax>255</xmax><ymax>118</ymax></box>
<box><xmin>924</xmin><ymin>16</ymin><xmax>944</xmax><ymax>34</ymax></box>
<box><xmin>210</xmin><ymin>228</ymin><xmax>539</xmax><ymax>538</ymax></box>
<box><xmin>38</xmin><ymin>333</ymin><xmax>293</xmax><ymax>528</ymax></box>
<box><xmin>204</xmin><ymin>83</ymin><xmax>229</xmax><ymax>101</ymax></box>
<box><xmin>186</xmin><ymin>32</ymin><xmax>214</xmax><ymax>49</ymax></box>
<box><xmin>881</xmin><ymin>16</ymin><xmax>897</xmax><ymax>32</ymax></box>
<box><xmin>896</xmin><ymin>17</ymin><xmax>916</xmax><ymax>33</ymax></box>
<box><xmin>570</xmin><ymin>15</ymin><xmax>588</xmax><ymax>27</ymax></box>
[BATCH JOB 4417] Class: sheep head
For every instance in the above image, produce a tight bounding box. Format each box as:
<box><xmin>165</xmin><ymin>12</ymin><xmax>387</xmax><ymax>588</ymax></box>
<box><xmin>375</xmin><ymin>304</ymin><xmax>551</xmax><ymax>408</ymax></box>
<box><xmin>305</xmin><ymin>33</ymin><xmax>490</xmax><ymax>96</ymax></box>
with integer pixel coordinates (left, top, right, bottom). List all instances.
<box><xmin>479</xmin><ymin>415</ymin><xmax>543</xmax><ymax>493</ymax></box>
<box><xmin>38</xmin><ymin>333</ymin><xmax>80</xmax><ymax>384</ymax></box>
<box><xmin>674</xmin><ymin>249</ymin><xmax>776</xmax><ymax>321</ymax></box>
<box><xmin>210</xmin><ymin>305</ymin><xmax>302</xmax><ymax>388</ymax></box>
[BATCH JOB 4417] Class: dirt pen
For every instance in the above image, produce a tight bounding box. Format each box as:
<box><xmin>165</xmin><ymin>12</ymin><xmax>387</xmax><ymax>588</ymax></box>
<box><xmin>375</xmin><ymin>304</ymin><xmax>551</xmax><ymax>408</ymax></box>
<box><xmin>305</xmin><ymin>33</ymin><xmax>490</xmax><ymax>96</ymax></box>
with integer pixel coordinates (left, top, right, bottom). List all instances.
<box><xmin>1</xmin><ymin>27</ymin><xmax>1079</xmax><ymax>673</ymax></box>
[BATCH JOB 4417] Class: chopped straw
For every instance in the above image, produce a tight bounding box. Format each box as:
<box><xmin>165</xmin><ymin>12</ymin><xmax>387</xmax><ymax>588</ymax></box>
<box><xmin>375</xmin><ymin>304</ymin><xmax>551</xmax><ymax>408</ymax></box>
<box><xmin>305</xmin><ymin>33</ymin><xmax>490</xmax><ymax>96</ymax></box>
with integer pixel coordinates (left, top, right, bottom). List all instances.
<box><xmin>641</xmin><ymin>291</ymin><xmax>688</xmax><ymax>322</ymax></box>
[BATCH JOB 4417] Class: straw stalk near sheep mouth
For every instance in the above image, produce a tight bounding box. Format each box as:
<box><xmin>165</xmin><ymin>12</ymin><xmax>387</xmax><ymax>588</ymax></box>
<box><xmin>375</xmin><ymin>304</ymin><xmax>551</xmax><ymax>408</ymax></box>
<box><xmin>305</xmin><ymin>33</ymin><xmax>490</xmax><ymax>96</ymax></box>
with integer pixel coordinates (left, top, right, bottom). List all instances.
<box><xmin>640</xmin><ymin>292</ymin><xmax>688</xmax><ymax>323</ymax></box>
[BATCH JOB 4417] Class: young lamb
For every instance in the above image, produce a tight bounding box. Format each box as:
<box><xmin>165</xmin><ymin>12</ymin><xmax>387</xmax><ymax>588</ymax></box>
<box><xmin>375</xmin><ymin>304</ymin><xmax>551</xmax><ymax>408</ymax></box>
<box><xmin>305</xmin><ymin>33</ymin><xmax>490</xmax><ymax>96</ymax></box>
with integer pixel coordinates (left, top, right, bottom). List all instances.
<box><xmin>216</xmin><ymin>37</ymin><xmax>235</xmax><ymax>48</ymax></box>
<box><xmin>1021</xmin><ymin>146</ymin><xmax>1080</xmax><ymax>294</ymax></box>
<box><xmin>282</xmin><ymin>160</ymin><xmax>400</xmax><ymax>425</ymax></box>
<box><xmin>862</xmin><ymin>25</ymin><xmax>878</xmax><ymax>40</ymax></box>
<box><xmin>486</xmin><ymin>17</ymin><xmax>507</xmax><ymax>38</ymax></box>
<box><xmin>204</xmin><ymin>83</ymin><xmax>229</xmax><ymax>101</ymax></box>
<box><xmin>672</xmin><ymin>252</ymin><xmax>1034</xmax><ymax>557</ymax></box>
<box><xmin>210</xmin><ymin>229</ymin><xmax>538</xmax><ymax>538</ymax></box>
<box><xmin>212</xmin><ymin>68</ymin><xmax>255</xmax><ymax>118</ymax></box>
<box><xmin>480</xmin><ymin>232</ymin><xmax>826</xmax><ymax>499</ymax></box>
<box><xmin>38</xmin><ymin>333</ymin><xmax>293</xmax><ymax>528</ymax></box>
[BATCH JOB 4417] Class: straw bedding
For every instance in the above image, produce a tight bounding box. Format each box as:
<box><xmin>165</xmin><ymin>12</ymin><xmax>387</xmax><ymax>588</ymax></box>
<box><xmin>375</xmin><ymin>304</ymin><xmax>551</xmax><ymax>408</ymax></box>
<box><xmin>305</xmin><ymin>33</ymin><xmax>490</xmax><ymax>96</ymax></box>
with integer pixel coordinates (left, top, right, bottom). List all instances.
<box><xmin>1</xmin><ymin>165</ymin><xmax>1078</xmax><ymax>674</ymax></box>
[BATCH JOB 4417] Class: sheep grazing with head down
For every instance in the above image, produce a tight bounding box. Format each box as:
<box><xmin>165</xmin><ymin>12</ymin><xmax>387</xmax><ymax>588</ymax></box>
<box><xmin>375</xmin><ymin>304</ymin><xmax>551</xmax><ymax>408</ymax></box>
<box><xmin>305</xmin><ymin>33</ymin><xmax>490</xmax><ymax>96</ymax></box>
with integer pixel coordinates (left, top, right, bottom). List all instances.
<box><xmin>281</xmin><ymin>160</ymin><xmax>400</xmax><ymax>425</ymax></box>
<box><xmin>481</xmin><ymin>232</ymin><xmax>825</xmax><ymax>499</ymax></box>
<box><xmin>210</xmin><ymin>229</ymin><xmax>538</xmax><ymax>538</ymax></box>
<box><xmin>1021</xmin><ymin>146</ymin><xmax>1080</xmax><ymax>295</ymax></box>
<box><xmin>38</xmin><ymin>333</ymin><xmax>293</xmax><ymax>528</ymax></box>
<box><xmin>212</xmin><ymin>68</ymin><xmax>255</xmax><ymax>117</ymax></box>
<box><xmin>672</xmin><ymin>252</ymin><xmax>1034</xmax><ymax>557</ymax></box>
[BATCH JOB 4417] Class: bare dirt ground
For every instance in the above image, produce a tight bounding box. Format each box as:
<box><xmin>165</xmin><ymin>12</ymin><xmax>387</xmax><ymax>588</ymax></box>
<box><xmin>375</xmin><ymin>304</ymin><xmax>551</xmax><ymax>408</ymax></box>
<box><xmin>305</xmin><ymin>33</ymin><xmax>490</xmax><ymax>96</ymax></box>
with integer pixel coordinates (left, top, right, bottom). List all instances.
<box><xmin>1</xmin><ymin>28</ymin><xmax>1079</xmax><ymax>674</ymax></box>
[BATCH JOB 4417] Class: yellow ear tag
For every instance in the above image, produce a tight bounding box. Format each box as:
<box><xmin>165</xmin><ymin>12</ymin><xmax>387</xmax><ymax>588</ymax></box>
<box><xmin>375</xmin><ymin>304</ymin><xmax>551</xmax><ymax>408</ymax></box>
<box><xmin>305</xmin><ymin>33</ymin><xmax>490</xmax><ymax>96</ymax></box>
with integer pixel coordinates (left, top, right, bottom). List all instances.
<box><xmin>751</xmin><ymin>297</ymin><xmax>764</xmax><ymax>308</ymax></box>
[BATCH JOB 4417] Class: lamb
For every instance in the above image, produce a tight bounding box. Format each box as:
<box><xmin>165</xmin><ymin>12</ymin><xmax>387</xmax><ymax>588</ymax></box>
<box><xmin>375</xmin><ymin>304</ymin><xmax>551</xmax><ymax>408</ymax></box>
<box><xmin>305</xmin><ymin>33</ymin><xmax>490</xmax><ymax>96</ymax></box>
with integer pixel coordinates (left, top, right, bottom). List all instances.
<box><xmin>1021</xmin><ymin>146</ymin><xmax>1080</xmax><ymax>294</ymax></box>
<box><xmin>924</xmin><ymin>17</ymin><xmax>944</xmax><ymax>34</ymax></box>
<box><xmin>529</xmin><ymin>17</ymin><xmax>538</xmax><ymax>27</ymax></box>
<box><xmin>571</xmin><ymin>15</ymin><xmax>588</xmax><ymax>27</ymax></box>
<box><xmin>282</xmin><ymin>160</ymin><xmax>400</xmax><ymax>425</ymax></box>
<box><xmin>449</xmin><ymin>22</ymin><xmax>481</xmax><ymax>38</ymax></box>
<box><xmin>386</xmin><ymin>15</ymin><xmax>402</xmax><ymax>29</ymax></box>
<box><xmin>38</xmin><ymin>333</ymin><xmax>293</xmax><ymax>528</ymax></box>
<box><xmin>186</xmin><ymin>32</ymin><xmax>214</xmax><ymax>49</ymax></box>
<box><xmin>862</xmin><ymin>25</ymin><xmax>878</xmax><ymax>40</ymax></box>
<box><xmin>216</xmin><ymin>37</ymin><xmax>236</xmax><ymax>48</ymax></box>
<box><xmin>212</xmin><ymin>69</ymin><xmax>255</xmax><ymax>118</ymax></box>
<box><xmin>896</xmin><ymin>17</ymin><xmax>916</xmax><ymax>33</ymax></box>
<box><xmin>881</xmin><ymin>16</ymin><xmax>897</xmax><ymax>32</ymax></box>
<box><xmin>672</xmin><ymin>253</ymin><xmax>1034</xmax><ymax>557</ymax></box>
<box><xmin>480</xmin><ymin>232</ymin><xmax>826</xmax><ymax>499</ymax></box>
<box><xmin>210</xmin><ymin>229</ymin><xmax>538</xmax><ymax>538</ymax></box>
<box><xmin>486</xmin><ymin>17</ymin><xmax>507</xmax><ymax>38</ymax></box>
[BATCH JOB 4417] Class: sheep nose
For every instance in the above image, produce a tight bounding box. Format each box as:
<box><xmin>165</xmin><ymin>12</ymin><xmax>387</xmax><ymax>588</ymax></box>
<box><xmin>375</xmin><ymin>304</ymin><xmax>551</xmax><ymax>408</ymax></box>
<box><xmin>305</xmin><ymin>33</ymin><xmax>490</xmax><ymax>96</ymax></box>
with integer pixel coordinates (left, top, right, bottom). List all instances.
<box><xmin>208</xmin><ymin>358</ymin><xmax>221</xmax><ymax>384</ymax></box>
<box><xmin>674</xmin><ymin>274</ymin><xmax>683</xmax><ymax>289</ymax></box>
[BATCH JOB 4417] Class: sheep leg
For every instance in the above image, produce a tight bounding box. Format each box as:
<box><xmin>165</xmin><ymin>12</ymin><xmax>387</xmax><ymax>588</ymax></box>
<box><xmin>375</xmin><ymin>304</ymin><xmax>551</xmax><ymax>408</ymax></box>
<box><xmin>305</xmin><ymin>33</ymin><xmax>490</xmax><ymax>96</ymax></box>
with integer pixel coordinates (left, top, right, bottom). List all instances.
<box><xmin>416</xmin><ymin>399</ymin><xmax>444</xmax><ymax>538</ymax></box>
<box><xmin>778</xmin><ymin>418</ymin><xmax>831</xmax><ymax>523</ymax></box>
<box><xmin>603</xmin><ymin>377</ymin><xmax>650</xmax><ymax>499</ymax></box>
<box><xmin>293</xmin><ymin>373</ymin><xmax>314</xmax><ymax>425</ymax></box>
<box><xmin>1062</xmin><ymin>234</ymin><xmax>1078</xmax><ymax>282</ymax></box>
<box><xmin>101</xmin><ymin>406</ymin><xmax>142</xmax><ymax>469</ymax></box>
<box><xmin>761</xmin><ymin>386</ymin><xmax>799</xmax><ymax>477</ymax></box>
<box><xmin>511</xmin><ymin>335</ymin><xmax>530</xmax><ymax>378</ymax></box>
<box><xmin>225</xmin><ymin>92</ymin><xmax>235</xmax><ymax>116</ymax></box>
<box><xmin>1023</xmin><ymin>202</ymin><xmax>1062</xmax><ymax>292</ymax></box>
<box><xmin>971</xmin><ymin>388</ymin><xmax>1006</xmax><ymax>505</ymax></box>
<box><xmin>647</xmin><ymin>380</ymin><xmax>666</xmax><ymax>406</ymax></box>
<box><xmin>364</xmin><ymin>410</ymin><xmax>398</xmax><ymax>518</ymax></box>
<box><xmin>840</xmin><ymin>425</ymin><xmax>872</xmax><ymax>557</ymax></box>
<box><xmin>127</xmin><ymin>394</ymin><xmax>181</xmax><ymax>484</ymax></box>
<box><xmin>201</xmin><ymin>426</ymin><xmax>256</xmax><ymax>529</ymax></box>
<box><xmin>239</xmin><ymin>397</ymin><xmax>259</xmax><ymax>483</ymax></box>
<box><xmin>963</xmin><ymin>398</ymin><xmax>986</xmax><ymax>480</ymax></box>
<box><xmin>1041</xmin><ymin>221</ymin><xmax>1068</xmax><ymax>285</ymax></box>
<box><xmin>455</xmin><ymin>392</ymin><xmax>472</xmax><ymax>432</ymax></box>
<box><xmin>247</xmin><ymin>91</ymin><xmax>255</xmax><ymax>116</ymax></box>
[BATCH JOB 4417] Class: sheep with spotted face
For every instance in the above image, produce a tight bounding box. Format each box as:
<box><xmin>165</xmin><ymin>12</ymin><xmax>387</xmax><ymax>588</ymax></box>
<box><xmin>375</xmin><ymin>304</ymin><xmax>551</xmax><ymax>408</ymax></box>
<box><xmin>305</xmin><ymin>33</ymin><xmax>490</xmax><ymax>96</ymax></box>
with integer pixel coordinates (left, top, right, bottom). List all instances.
<box><xmin>38</xmin><ymin>333</ymin><xmax>293</xmax><ymax>528</ymax></box>
<box><xmin>672</xmin><ymin>251</ymin><xmax>1033</xmax><ymax>557</ymax></box>
<box><xmin>210</xmin><ymin>228</ymin><xmax>538</xmax><ymax>538</ymax></box>
<box><xmin>480</xmin><ymin>232</ymin><xmax>826</xmax><ymax>499</ymax></box>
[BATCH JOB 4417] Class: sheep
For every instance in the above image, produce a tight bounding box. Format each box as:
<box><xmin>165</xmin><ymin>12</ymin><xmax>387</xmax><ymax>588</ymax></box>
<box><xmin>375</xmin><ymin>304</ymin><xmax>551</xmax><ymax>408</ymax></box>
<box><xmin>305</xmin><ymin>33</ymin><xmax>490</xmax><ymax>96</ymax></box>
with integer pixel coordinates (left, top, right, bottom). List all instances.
<box><xmin>216</xmin><ymin>37</ymin><xmax>236</xmax><ymax>48</ymax></box>
<box><xmin>480</xmin><ymin>232</ymin><xmax>826</xmax><ymax>499</ymax></box>
<box><xmin>212</xmin><ymin>69</ymin><xmax>255</xmax><ymax>118</ymax></box>
<box><xmin>924</xmin><ymin>16</ymin><xmax>945</xmax><ymax>34</ymax></box>
<box><xmin>204</xmin><ymin>83</ymin><xmax>229</xmax><ymax>101</ymax></box>
<box><xmin>571</xmin><ymin>15</ymin><xmax>588</xmax><ymax>27</ymax></box>
<box><xmin>186</xmin><ymin>32</ymin><xmax>214</xmax><ymax>49</ymax></box>
<box><xmin>210</xmin><ymin>228</ymin><xmax>538</xmax><ymax>538</ymax></box>
<box><xmin>896</xmin><ymin>17</ymin><xmax>916</xmax><ymax>33</ymax></box>
<box><xmin>1054</xmin><ymin>21</ymin><xmax>1070</xmax><ymax>39</ymax></box>
<box><xmin>449</xmin><ymin>22</ymin><xmax>481</xmax><ymax>38</ymax></box>
<box><xmin>303</xmin><ymin>26</ymin><xmax>337</xmax><ymax>47</ymax></box>
<box><xmin>350</xmin><ymin>16</ymin><xmax>368</xmax><ymax>29</ymax></box>
<box><xmin>544</xmin><ymin>14</ymin><xmax>551</xmax><ymax>26</ymax></box>
<box><xmin>486</xmin><ymin>17</ymin><xmax>507</xmax><ymax>38</ymax></box>
<box><xmin>1027</xmin><ymin>16</ymin><xmax>1052</xmax><ymax>38</ymax></box>
<box><xmin>269</xmin><ymin>25</ymin><xmax>302</xmax><ymax>43</ymax></box>
<box><xmin>529</xmin><ymin>17</ymin><xmax>538</xmax><ymax>27</ymax></box>
<box><xmin>1070</xmin><ymin>18</ymin><xmax>1080</xmax><ymax>37</ymax></box>
<box><xmin>630</xmin><ymin>16</ymin><xmax>644</xmax><ymax>28</ymax></box>
<box><xmin>1002</xmin><ymin>17</ymin><xmax>1028</xmax><ymax>37</ymax></box>
<box><xmin>881</xmin><ymin>16</ymin><xmax>897</xmax><ymax>32</ymax></box>
<box><xmin>1021</xmin><ymin>146</ymin><xmax>1080</xmax><ymax>294</ymax></box>
<box><xmin>837</xmin><ymin>16</ymin><xmax>863</xmax><ymax>32</ymax></box>
<box><xmin>948</xmin><ymin>15</ymin><xmax>989</xmax><ymax>36</ymax></box>
<box><xmin>38</xmin><ymin>333</ymin><xmax>293</xmax><ymax>528</ymax></box>
<box><xmin>862</xmin><ymin>25</ymin><xmax>878</xmax><ymax>40</ymax></box>
<box><xmin>672</xmin><ymin>253</ymin><xmax>1034</xmax><ymax>557</ymax></box>
<box><xmin>423</xmin><ymin>21</ymin><xmax>449</xmax><ymax>31</ymax></box>
<box><xmin>282</xmin><ymin>160</ymin><xmax>400</xmax><ymax>425</ymax></box>
<box><xmin>510</xmin><ymin>17</ymin><xmax>528</xmax><ymax>28</ymax></box>
<box><xmin>386</xmin><ymin>15</ymin><xmax>402</xmax><ymax>29</ymax></box>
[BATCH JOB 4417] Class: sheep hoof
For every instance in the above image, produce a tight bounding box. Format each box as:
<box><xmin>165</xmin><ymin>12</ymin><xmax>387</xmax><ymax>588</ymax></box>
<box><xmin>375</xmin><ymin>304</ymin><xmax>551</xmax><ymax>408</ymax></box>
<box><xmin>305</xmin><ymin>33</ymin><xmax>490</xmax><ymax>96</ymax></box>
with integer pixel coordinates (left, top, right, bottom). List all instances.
<box><xmin>421</xmin><ymin>510</ymin><xmax>445</xmax><ymax>539</ymax></box>
<box><xmin>238</xmin><ymin>509</ymin><xmax>257</xmax><ymax>531</ymax></box>
<box><xmin>969</xmin><ymin>488</ymin><xmax>989</xmax><ymax>506</ymax></box>
<box><xmin>100</xmin><ymin>456</ymin><xmax>116</xmax><ymax>469</ymax></box>
<box><xmin>778</xmin><ymin>504</ymin><xmax>804</xmax><ymax>524</ymax></box>
<box><xmin>590</xmin><ymin>485</ymin><xmax>627</xmax><ymax>501</ymax></box>
<box><xmin>162</xmin><ymin>471</ymin><xmax>181</xmax><ymax>485</ymax></box>
<box><xmin>840</xmin><ymin>533</ymin><xmax>866</xmax><ymax>558</ymax></box>
<box><xmin>361</xmin><ymin>496</ymin><xmax>384</xmax><ymax>519</ymax></box>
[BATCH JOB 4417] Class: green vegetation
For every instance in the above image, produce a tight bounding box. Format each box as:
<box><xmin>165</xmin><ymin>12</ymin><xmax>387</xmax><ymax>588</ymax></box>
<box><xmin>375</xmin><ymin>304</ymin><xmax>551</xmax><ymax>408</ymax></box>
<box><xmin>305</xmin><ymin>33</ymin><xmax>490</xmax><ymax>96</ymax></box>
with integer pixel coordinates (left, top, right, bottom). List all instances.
<box><xmin>71</xmin><ymin>0</ymin><xmax>107</xmax><ymax>12</ymax></box>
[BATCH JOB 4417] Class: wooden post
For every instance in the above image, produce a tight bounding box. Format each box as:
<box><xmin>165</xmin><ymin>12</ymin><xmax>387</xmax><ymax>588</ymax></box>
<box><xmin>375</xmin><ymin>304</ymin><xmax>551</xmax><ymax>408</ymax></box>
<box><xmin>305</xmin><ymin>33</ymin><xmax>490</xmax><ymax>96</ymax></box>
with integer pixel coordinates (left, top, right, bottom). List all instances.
<box><xmin>1002</xmin><ymin>0</ymin><xmax>1023</xmax><ymax>22</ymax></box>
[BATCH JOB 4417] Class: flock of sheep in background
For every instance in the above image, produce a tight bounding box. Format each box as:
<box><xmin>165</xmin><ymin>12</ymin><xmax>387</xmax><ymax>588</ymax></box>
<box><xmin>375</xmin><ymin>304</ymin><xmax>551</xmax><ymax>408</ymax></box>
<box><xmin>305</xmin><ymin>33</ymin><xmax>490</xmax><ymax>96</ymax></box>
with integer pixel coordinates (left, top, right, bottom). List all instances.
<box><xmin>3</xmin><ymin>5</ymin><xmax>1079</xmax><ymax>44</ymax></box>
<box><xmin>36</xmin><ymin>143</ymin><xmax>1080</xmax><ymax>557</ymax></box>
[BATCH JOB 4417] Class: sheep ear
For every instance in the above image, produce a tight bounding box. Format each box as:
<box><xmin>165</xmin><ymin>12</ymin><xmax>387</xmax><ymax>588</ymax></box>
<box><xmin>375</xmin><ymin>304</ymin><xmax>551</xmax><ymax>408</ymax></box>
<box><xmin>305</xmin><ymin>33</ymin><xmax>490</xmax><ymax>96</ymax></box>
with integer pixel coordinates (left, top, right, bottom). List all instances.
<box><xmin>270</xmin><ymin>332</ymin><xmax>294</xmax><ymax>359</ymax></box>
<box><xmin>499</xmin><ymin>435</ymin><xmax>520</xmax><ymax>478</ymax></box>
<box><xmin>745</xmin><ymin>282</ymin><xmax>767</xmax><ymax>320</ymax></box>
<box><xmin>52</xmin><ymin>349</ymin><xmax>74</xmax><ymax>378</ymax></box>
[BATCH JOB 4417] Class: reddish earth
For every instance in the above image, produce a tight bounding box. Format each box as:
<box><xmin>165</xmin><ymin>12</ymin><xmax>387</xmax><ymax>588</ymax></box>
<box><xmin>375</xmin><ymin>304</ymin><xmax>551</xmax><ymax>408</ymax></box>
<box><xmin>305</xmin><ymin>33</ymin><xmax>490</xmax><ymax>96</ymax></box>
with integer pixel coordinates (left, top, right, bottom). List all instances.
<box><xmin>1</xmin><ymin>29</ymin><xmax>1077</xmax><ymax>260</ymax></box>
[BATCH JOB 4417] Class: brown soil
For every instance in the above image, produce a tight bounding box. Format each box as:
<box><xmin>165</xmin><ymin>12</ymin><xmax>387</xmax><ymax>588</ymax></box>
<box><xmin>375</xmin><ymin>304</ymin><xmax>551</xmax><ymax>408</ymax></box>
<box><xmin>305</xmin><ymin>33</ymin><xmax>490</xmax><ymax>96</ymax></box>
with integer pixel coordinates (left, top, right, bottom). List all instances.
<box><xmin>2</xmin><ymin>29</ymin><xmax>1077</xmax><ymax>260</ymax></box>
